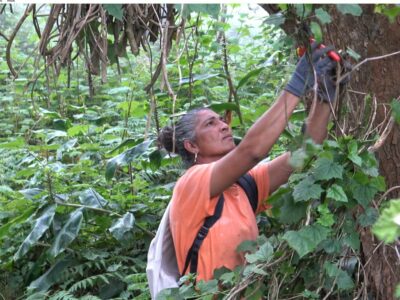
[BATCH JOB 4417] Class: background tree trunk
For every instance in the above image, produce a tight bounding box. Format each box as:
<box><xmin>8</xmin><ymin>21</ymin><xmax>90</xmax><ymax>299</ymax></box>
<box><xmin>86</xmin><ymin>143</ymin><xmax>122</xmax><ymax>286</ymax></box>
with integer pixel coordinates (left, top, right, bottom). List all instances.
<box><xmin>262</xmin><ymin>4</ymin><xmax>400</xmax><ymax>299</ymax></box>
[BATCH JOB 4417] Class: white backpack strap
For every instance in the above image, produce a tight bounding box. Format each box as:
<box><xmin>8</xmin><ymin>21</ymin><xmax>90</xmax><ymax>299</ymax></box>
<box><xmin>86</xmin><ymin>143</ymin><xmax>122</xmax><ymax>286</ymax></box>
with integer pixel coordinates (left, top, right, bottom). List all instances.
<box><xmin>146</xmin><ymin>202</ymin><xmax>180</xmax><ymax>299</ymax></box>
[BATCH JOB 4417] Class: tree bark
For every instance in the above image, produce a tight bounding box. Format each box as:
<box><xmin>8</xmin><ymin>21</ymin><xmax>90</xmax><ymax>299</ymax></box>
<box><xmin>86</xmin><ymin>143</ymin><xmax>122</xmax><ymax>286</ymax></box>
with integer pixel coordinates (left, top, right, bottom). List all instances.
<box><xmin>261</xmin><ymin>4</ymin><xmax>400</xmax><ymax>299</ymax></box>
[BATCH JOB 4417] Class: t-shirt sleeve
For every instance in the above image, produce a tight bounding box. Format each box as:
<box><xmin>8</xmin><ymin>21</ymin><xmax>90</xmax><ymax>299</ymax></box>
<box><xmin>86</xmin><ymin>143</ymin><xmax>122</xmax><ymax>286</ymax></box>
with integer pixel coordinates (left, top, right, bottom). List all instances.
<box><xmin>171</xmin><ymin>163</ymin><xmax>219</xmax><ymax>230</ymax></box>
<box><xmin>248</xmin><ymin>162</ymin><xmax>271</xmax><ymax>213</ymax></box>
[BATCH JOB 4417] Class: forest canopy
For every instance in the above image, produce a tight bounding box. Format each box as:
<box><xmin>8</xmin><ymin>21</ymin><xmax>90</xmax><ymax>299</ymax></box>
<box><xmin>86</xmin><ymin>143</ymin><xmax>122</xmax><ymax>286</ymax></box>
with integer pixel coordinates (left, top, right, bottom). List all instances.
<box><xmin>1</xmin><ymin>3</ymin><xmax>400</xmax><ymax>300</ymax></box>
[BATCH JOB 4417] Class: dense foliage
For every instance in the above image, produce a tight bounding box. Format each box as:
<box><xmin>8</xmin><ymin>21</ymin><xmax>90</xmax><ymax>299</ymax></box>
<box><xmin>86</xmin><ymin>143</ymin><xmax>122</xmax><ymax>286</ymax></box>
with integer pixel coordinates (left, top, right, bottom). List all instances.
<box><xmin>1</xmin><ymin>4</ymin><xmax>399</xmax><ymax>300</ymax></box>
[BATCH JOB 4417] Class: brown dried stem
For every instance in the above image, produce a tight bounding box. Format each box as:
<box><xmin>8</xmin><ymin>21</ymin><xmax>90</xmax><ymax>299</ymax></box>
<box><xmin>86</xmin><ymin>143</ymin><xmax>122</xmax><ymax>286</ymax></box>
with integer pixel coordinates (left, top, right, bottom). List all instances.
<box><xmin>6</xmin><ymin>4</ymin><xmax>34</xmax><ymax>78</ymax></box>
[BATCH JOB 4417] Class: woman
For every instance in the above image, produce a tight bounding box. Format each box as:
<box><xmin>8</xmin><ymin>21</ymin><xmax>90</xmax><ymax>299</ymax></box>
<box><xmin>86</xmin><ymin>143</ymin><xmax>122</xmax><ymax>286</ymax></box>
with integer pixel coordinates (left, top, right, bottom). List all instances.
<box><xmin>158</xmin><ymin>45</ymin><xmax>339</xmax><ymax>282</ymax></box>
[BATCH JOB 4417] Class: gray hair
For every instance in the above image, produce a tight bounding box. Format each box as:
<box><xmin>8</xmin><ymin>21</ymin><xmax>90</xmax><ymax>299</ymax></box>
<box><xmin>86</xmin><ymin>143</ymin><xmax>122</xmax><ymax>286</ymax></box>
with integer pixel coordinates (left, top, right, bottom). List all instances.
<box><xmin>158</xmin><ymin>107</ymin><xmax>210</xmax><ymax>167</ymax></box>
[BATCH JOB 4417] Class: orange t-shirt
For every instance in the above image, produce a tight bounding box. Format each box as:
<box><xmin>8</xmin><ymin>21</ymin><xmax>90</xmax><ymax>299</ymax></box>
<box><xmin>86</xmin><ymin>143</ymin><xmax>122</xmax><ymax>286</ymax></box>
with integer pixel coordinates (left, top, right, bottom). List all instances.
<box><xmin>169</xmin><ymin>162</ymin><xmax>270</xmax><ymax>282</ymax></box>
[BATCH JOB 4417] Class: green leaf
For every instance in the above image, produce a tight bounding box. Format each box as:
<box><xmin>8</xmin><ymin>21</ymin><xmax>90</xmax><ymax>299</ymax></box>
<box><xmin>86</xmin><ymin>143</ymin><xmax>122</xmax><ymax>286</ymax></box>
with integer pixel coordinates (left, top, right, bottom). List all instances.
<box><xmin>372</xmin><ymin>199</ymin><xmax>400</xmax><ymax>243</ymax></box>
<box><xmin>0</xmin><ymin>206</ymin><xmax>36</xmax><ymax>239</ymax></box>
<box><xmin>336</xmin><ymin>4</ymin><xmax>363</xmax><ymax>16</ymax></box>
<box><xmin>14</xmin><ymin>205</ymin><xmax>56</xmax><ymax>260</ymax></box>
<box><xmin>207</xmin><ymin>102</ymin><xmax>240</xmax><ymax>115</ymax></box>
<box><xmin>276</xmin><ymin>192</ymin><xmax>308</xmax><ymax>224</ymax></box>
<box><xmin>49</xmin><ymin>208</ymin><xmax>84</xmax><ymax>257</ymax></box>
<box><xmin>197</xmin><ymin>279</ymin><xmax>218</xmax><ymax>294</ymax></box>
<box><xmin>293</xmin><ymin>176</ymin><xmax>323</xmax><ymax>202</ymax></box>
<box><xmin>317</xmin><ymin>204</ymin><xmax>335</xmax><ymax>227</ymax></box>
<box><xmin>283</xmin><ymin>224</ymin><xmax>330</xmax><ymax>258</ymax></box>
<box><xmin>313</xmin><ymin>157</ymin><xmax>344</xmax><ymax>181</ymax></box>
<box><xmin>79</xmin><ymin>188</ymin><xmax>108</xmax><ymax>208</ymax></box>
<box><xmin>346</xmin><ymin>47</ymin><xmax>361</xmax><ymax>61</ymax></box>
<box><xmin>67</xmin><ymin>124</ymin><xmax>90</xmax><ymax>137</ymax></box>
<box><xmin>347</xmin><ymin>140</ymin><xmax>362</xmax><ymax>166</ymax></box>
<box><xmin>245</xmin><ymin>241</ymin><xmax>274</xmax><ymax>263</ymax></box>
<box><xmin>236</xmin><ymin>240</ymin><xmax>258</xmax><ymax>253</ymax></box>
<box><xmin>103</xmin><ymin>4</ymin><xmax>124</xmax><ymax>21</ymax></box>
<box><xmin>28</xmin><ymin>257</ymin><xmax>75</xmax><ymax>292</ymax></box>
<box><xmin>107</xmin><ymin>86</ymin><xmax>130</xmax><ymax>95</ymax></box>
<box><xmin>310</xmin><ymin>21</ymin><xmax>322</xmax><ymax>43</ymax></box>
<box><xmin>358</xmin><ymin>207</ymin><xmax>379</xmax><ymax>227</ymax></box>
<box><xmin>236</xmin><ymin>67</ymin><xmax>264</xmax><ymax>90</ymax></box>
<box><xmin>179</xmin><ymin>73</ymin><xmax>219</xmax><ymax>85</ymax></box>
<box><xmin>0</xmin><ymin>137</ymin><xmax>26</xmax><ymax>149</ymax></box>
<box><xmin>324</xmin><ymin>262</ymin><xmax>354</xmax><ymax>290</ymax></box>
<box><xmin>263</xmin><ymin>13</ymin><xmax>285</xmax><ymax>27</ymax></box>
<box><xmin>391</xmin><ymin>99</ymin><xmax>400</xmax><ymax>124</ymax></box>
<box><xmin>326</xmin><ymin>184</ymin><xmax>348</xmax><ymax>203</ymax></box>
<box><xmin>105</xmin><ymin>140</ymin><xmax>153</xmax><ymax>181</ymax></box>
<box><xmin>315</xmin><ymin>8</ymin><xmax>332</xmax><ymax>24</ymax></box>
<box><xmin>109</xmin><ymin>212</ymin><xmax>135</xmax><ymax>242</ymax></box>
<box><xmin>343</xmin><ymin>231</ymin><xmax>360</xmax><ymax>251</ymax></box>
<box><xmin>178</xmin><ymin>4</ymin><xmax>220</xmax><ymax>19</ymax></box>
<box><xmin>351</xmin><ymin>181</ymin><xmax>378</xmax><ymax>208</ymax></box>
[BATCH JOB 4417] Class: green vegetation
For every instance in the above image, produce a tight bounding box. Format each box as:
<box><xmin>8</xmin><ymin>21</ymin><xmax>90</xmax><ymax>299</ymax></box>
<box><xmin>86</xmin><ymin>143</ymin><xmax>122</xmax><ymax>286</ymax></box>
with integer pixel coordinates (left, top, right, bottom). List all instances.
<box><xmin>1</xmin><ymin>4</ymin><xmax>400</xmax><ymax>299</ymax></box>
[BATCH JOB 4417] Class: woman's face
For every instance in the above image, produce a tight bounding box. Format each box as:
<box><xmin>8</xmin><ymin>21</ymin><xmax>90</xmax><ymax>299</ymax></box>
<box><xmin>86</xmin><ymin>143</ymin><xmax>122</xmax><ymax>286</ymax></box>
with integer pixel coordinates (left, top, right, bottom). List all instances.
<box><xmin>192</xmin><ymin>109</ymin><xmax>235</xmax><ymax>162</ymax></box>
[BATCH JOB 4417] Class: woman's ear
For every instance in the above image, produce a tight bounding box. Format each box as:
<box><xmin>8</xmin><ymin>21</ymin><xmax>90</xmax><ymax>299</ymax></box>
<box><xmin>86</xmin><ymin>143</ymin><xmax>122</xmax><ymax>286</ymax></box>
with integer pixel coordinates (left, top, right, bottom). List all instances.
<box><xmin>183</xmin><ymin>140</ymin><xmax>199</xmax><ymax>155</ymax></box>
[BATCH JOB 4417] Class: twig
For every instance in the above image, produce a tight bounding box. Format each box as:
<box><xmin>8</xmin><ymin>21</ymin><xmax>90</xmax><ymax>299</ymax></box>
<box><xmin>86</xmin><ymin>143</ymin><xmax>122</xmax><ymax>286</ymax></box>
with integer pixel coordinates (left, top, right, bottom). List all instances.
<box><xmin>376</xmin><ymin>185</ymin><xmax>400</xmax><ymax>206</ymax></box>
<box><xmin>6</xmin><ymin>4</ymin><xmax>34</xmax><ymax>78</ymax></box>
<box><xmin>338</xmin><ymin>50</ymin><xmax>400</xmax><ymax>83</ymax></box>
<box><xmin>368</xmin><ymin>117</ymin><xmax>395</xmax><ymax>152</ymax></box>
<box><xmin>0</xmin><ymin>31</ymin><xmax>9</xmax><ymax>42</ymax></box>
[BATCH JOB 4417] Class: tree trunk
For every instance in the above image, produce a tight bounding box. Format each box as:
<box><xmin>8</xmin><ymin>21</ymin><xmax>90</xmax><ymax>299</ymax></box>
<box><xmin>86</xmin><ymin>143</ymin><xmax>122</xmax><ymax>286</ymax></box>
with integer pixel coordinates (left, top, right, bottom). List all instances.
<box><xmin>262</xmin><ymin>4</ymin><xmax>400</xmax><ymax>299</ymax></box>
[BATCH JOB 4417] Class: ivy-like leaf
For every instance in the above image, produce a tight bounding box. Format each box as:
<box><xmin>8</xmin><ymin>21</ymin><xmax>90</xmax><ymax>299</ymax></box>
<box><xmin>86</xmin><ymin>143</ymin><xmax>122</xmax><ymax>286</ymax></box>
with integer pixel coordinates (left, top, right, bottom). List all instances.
<box><xmin>347</xmin><ymin>140</ymin><xmax>362</xmax><ymax>166</ymax></box>
<box><xmin>276</xmin><ymin>193</ymin><xmax>308</xmax><ymax>224</ymax></box>
<box><xmin>324</xmin><ymin>262</ymin><xmax>354</xmax><ymax>290</ymax></box>
<box><xmin>178</xmin><ymin>4</ymin><xmax>220</xmax><ymax>19</ymax></box>
<box><xmin>14</xmin><ymin>205</ymin><xmax>56</xmax><ymax>260</ymax></box>
<box><xmin>197</xmin><ymin>279</ymin><xmax>218</xmax><ymax>294</ymax></box>
<box><xmin>293</xmin><ymin>176</ymin><xmax>323</xmax><ymax>202</ymax></box>
<box><xmin>336</xmin><ymin>4</ymin><xmax>363</xmax><ymax>16</ymax></box>
<box><xmin>327</xmin><ymin>184</ymin><xmax>348</xmax><ymax>203</ymax></box>
<box><xmin>315</xmin><ymin>8</ymin><xmax>332</xmax><ymax>24</ymax></box>
<box><xmin>283</xmin><ymin>224</ymin><xmax>330</xmax><ymax>258</ymax></box>
<box><xmin>109</xmin><ymin>212</ymin><xmax>135</xmax><ymax>242</ymax></box>
<box><xmin>372</xmin><ymin>199</ymin><xmax>400</xmax><ymax>243</ymax></box>
<box><xmin>245</xmin><ymin>241</ymin><xmax>274</xmax><ymax>264</ymax></box>
<box><xmin>343</xmin><ymin>231</ymin><xmax>360</xmax><ymax>251</ymax></box>
<box><xmin>358</xmin><ymin>207</ymin><xmax>379</xmax><ymax>227</ymax></box>
<box><xmin>49</xmin><ymin>208</ymin><xmax>84</xmax><ymax>257</ymax></box>
<box><xmin>313</xmin><ymin>158</ymin><xmax>344</xmax><ymax>181</ymax></box>
<box><xmin>351</xmin><ymin>181</ymin><xmax>378</xmax><ymax>208</ymax></box>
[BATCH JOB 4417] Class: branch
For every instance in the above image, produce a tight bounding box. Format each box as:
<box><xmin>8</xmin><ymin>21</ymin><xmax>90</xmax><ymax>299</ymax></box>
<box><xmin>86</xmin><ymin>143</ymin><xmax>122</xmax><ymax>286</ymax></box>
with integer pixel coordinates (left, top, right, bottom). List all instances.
<box><xmin>6</xmin><ymin>4</ymin><xmax>34</xmax><ymax>78</ymax></box>
<box><xmin>338</xmin><ymin>50</ymin><xmax>400</xmax><ymax>83</ymax></box>
<box><xmin>0</xmin><ymin>31</ymin><xmax>9</xmax><ymax>42</ymax></box>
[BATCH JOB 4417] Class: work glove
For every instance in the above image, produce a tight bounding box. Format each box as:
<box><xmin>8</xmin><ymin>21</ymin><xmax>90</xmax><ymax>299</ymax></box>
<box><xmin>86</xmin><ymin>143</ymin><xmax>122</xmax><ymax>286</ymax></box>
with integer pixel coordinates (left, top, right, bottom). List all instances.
<box><xmin>315</xmin><ymin>56</ymin><xmax>338</xmax><ymax>102</ymax></box>
<box><xmin>285</xmin><ymin>44</ymin><xmax>338</xmax><ymax>100</ymax></box>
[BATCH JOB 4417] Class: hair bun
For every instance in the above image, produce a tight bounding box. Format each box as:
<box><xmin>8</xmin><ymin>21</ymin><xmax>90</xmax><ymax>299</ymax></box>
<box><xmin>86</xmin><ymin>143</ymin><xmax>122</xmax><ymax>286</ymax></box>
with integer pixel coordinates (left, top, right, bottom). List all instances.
<box><xmin>158</xmin><ymin>126</ymin><xmax>175</xmax><ymax>153</ymax></box>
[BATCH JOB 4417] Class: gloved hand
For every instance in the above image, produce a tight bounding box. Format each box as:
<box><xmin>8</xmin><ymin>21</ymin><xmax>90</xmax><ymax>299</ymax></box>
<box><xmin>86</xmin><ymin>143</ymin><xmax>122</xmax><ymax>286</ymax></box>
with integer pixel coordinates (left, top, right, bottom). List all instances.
<box><xmin>315</xmin><ymin>56</ymin><xmax>337</xmax><ymax>102</ymax></box>
<box><xmin>285</xmin><ymin>43</ymin><xmax>338</xmax><ymax>100</ymax></box>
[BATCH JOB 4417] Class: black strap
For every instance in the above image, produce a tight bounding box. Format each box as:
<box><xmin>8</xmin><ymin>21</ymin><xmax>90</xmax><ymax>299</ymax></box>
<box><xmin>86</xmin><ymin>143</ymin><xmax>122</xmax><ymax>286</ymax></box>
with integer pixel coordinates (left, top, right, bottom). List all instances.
<box><xmin>237</xmin><ymin>173</ymin><xmax>258</xmax><ymax>213</ymax></box>
<box><xmin>182</xmin><ymin>193</ymin><xmax>225</xmax><ymax>275</ymax></box>
<box><xmin>181</xmin><ymin>174</ymin><xmax>258</xmax><ymax>276</ymax></box>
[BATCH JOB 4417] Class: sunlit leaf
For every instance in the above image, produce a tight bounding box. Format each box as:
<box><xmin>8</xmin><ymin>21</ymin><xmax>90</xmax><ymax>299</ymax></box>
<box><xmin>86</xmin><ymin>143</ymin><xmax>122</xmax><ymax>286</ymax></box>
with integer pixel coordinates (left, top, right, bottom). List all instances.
<box><xmin>79</xmin><ymin>188</ymin><xmax>108</xmax><ymax>208</ymax></box>
<box><xmin>109</xmin><ymin>212</ymin><xmax>135</xmax><ymax>242</ymax></box>
<box><xmin>105</xmin><ymin>140</ymin><xmax>153</xmax><ymax>181</ymax></box>
<box><xmin>14</xmin><ymin>205</ymin><xmax>56</xmax><ymax>260</ymax></box>
<box><xmin>372</xmin><ymin>199</ymin><xmax>400</xmax><ymax>243</ymax></box>
<box><xmin>326</xmin><ymin>184</ymin><xmax>348</xmax><ymax>203</ymax></box>
<box><xmin>49</xmin><ymin>208</ymin><xmax>84</xmax><ymax>257</ymax></box>
<box><xmin>283</xmin><ymin>224</ymin><xmax>330</xmax><ymax>258</ymax></box>
<box><xmin>245</xmin><ymin>241</ymin><xmax>274</xmax><ymax>263</ymax></box>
